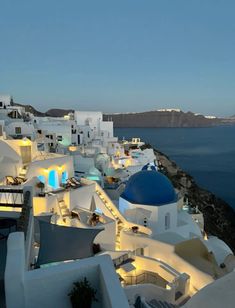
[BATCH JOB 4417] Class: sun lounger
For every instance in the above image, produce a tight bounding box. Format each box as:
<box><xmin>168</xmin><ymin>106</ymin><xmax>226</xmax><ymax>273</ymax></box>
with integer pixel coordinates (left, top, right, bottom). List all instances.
<box><xmin>15</xmin><ymin>177</ymin><xmax>26</xmax><ymax>184</ymax></box>
<box><xmin>6</xmin><ymin>176</ymin><xmax>18</xmax><ymax>185</ymax></box>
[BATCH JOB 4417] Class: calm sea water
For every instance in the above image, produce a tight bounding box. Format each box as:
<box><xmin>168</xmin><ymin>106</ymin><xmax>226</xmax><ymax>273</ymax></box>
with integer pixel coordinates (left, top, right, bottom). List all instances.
<box><xmin>114</xmin><ymin>126</ymin><xmax>235</xmax><ymax>210</ymax></box>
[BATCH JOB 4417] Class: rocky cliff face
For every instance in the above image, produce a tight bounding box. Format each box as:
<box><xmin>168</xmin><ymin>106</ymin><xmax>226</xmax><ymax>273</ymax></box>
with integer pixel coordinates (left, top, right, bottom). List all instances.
<box><xmin>104</xmin><ymin>110</ymin><xmax>220</xmax><ymax>127</ymax></box>
<box><xmin>153</xmin><ymin>147</ymin><xmax>235</xmax><ymax>252</ymax></box>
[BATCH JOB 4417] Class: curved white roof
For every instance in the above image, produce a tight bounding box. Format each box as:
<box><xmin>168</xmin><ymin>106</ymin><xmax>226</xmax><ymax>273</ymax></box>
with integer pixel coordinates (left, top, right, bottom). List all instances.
<box><xmin>184</xmin><ymin>270</ymin><xmax>235</xmax><ymax>308</ymax></box>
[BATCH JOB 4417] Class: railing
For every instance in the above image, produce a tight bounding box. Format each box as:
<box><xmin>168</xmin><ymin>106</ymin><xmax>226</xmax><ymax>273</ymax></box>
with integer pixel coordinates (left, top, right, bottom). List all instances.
<box><xmin>123</xmin><ymin>271</ymin><xmax>164</xmax><ymax>287</ymax></box>
<box><xmin>94</xmin><ymin>181</ymin><xmax>152</xmax><ymax>236</ymax></box>
<box><xmin>17</xmin><ymin>190</ymin><xmax>31</xmax><ymax>237</ymax></box>
<box><xmin>113</xmin><ymin>252</ymin><xmax>133</xmax><ymax>268</ymax></box>
<box><xmin>0</xmin><ymin>187</ymin><xmax>24</xmax><ymax>208</ymax></box>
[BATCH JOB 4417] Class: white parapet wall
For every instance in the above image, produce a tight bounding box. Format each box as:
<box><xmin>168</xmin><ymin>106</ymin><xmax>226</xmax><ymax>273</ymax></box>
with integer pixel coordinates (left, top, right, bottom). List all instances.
<box><xmin>5</xmin><ymin>232</ymin><xmax>129</xmax><ymax>308</ymax></box>
<box><xmin>125</xmin><ymin>283</ymin><xmax>175</xmax><ymax>306</ymax></box>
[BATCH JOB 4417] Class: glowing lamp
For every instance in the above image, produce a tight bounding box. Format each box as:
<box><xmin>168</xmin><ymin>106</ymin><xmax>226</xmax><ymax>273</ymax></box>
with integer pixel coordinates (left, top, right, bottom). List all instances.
<box><xmin>69</xmin><ymin>145</ymin><xmax>77</xmax><ymax>152</ymax></box>
<box><xmin>166</xmin><ymin>284</ymin><xmax>172</xmax><ymax>290</ymax></box>
<box><xmin>58</xmin><ymin>165</ymin><xmax>63</xmax><ymax>171</ymax></box>
<box><xmin>22</xmin><ymin>137</ymin><xmax>30</xmax><ymax>146</ymax></box>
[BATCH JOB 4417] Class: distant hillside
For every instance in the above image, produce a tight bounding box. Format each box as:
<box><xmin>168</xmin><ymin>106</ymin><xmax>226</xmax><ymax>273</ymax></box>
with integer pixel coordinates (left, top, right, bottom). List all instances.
<box><xmin>13</xmin><ymin>101</ymin><xmax>231</xmax><ymax>127</ymax></box>
<box><xmin>14</xmin><ymin>103</ymin><xmax>44</xmax><ymax>117</ymax></box>
<box><xmin>14</xmin><ymin>103</ymin><xmax>73</xmax><ymax>118</ymax></box>
<box><xmin>104</xmin><ymin>110</ymin><xmax>220</xmax><ymax>127</ymax></box>
<box><xmin>219</xmin><ymin>115</ymin><xmax>235</xmax><ymax>125</ymax></box>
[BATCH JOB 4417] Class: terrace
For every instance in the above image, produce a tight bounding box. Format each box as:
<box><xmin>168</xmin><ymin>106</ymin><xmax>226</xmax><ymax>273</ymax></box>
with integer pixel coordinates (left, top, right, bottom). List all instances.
<box><xmin>112</xmin><ymin>251</ymin><xmax>189</xmax><ymax>306</ymax></box>
<box><xmin>5</xmin><ymin>232</ymin><xmax>129</xmax><ymax>308</ymax></box>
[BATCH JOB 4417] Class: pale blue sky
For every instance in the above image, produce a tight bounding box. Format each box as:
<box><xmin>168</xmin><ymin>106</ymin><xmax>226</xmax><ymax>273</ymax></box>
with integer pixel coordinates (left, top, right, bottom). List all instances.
<box><xmin>0</xmin><ymin>0</ymin><xmax>235</xmax><ymax>116</ymax></box>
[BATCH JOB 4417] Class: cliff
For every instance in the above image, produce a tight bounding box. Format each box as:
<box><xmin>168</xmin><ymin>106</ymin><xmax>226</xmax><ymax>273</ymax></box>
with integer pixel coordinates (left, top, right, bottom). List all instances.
<box><xmin>151</xmin><ymin>146</ymin><xmax>235</xmax><ymax>252</ymax></box>
<box><xmin>104</xmin><ymin>110</ymin><xmax>220</xmax><ymax>127</ymax></box>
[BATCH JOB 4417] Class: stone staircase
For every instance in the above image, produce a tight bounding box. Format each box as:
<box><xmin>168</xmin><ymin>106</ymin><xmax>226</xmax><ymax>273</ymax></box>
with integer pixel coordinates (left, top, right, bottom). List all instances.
<box><xmin>95</xmin><ymin>188</ymin><xmax>124</xmax><ymax>250</ymax></box>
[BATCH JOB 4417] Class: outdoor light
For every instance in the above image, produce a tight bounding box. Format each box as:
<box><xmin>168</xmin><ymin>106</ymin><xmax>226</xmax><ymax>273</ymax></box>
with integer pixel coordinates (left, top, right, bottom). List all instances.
<box><xmin>58</xmin><ymin>165</ymin><xmax>63</xmax><ymax>171</ymax></box>
<box><xmin>69</xmin><ymin>145</ymin><xmax>77</xmax><ymax>152</ymax></box>
<box><xmin>22</xmin><ymin>137</ymin><xmax>30</xmax><ymax>146</ymax></box>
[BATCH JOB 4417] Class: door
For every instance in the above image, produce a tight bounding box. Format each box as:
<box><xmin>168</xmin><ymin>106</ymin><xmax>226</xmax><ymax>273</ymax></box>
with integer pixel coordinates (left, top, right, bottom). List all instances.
<box><xmin>20</xmin><ymin>146</ymin><xmax>32</xmax><ymax>164</ymax></box>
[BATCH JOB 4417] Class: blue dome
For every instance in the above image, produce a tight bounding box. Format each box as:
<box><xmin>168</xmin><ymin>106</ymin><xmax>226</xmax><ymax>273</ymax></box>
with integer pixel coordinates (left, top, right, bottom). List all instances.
<box><xmin>121</xmin><ymin>170</ymin><xmax>177</xmax><ymax>206</ymax></box>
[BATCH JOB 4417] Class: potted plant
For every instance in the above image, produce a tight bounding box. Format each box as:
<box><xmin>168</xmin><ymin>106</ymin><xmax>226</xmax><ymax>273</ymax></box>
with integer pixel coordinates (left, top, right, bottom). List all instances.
<box><xmin>36</xmin><ymin>181</ymin><xmax>45</xmax><ymax>197</ymax></box>
<box><xmin>68</xmin><ymin>277</ymin><xmax>98</xmax><ymax>308</ymax></box>
<box><xmin>132</xmin><ymin>226</ymin><xmax>139</xmax><ymax>233</ymax></box>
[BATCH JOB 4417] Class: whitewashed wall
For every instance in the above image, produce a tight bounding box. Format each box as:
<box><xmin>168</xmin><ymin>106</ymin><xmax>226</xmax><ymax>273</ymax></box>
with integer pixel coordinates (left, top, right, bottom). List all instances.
<box><xmin>5</xmin><ymin>232</ymin><xmax>129</xmax><ymax>308</ymax></box>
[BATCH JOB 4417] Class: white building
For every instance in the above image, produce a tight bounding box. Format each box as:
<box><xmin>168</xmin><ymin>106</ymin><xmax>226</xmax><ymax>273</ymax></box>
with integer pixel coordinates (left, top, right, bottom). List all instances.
<box><xmin>0</xmin><ymin>95</ymin><xmax>12</xmax><ymax>108</ymax></box>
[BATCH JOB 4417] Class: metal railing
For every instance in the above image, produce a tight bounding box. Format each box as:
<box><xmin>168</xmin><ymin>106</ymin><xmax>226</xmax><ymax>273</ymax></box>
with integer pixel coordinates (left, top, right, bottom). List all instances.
<box><xmin>123</xmin><ymin>271</ymin><xmax>164</xmax><ymax>287</ymax></box>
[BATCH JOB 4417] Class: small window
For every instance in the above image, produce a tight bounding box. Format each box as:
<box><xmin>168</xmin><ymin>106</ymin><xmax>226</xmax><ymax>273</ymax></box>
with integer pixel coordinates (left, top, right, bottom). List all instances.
<box><xmin>57</xmin><ymin>136</ymin><xmax>63</xmax><ymax>141</ymax></box>
<box><xmin>15</xmin><ymin>127</ymin><xmax>21</xmax><ymax>134</ymax></box>
<box><xmin>0</xmin><ymin>102</ymin><xmax>2</xmax><ymax>107</ymax></box>
<box><xmin>165</xmin><ymin>213</ymin><xmax>170</xmax><ymax>230</ymax></box>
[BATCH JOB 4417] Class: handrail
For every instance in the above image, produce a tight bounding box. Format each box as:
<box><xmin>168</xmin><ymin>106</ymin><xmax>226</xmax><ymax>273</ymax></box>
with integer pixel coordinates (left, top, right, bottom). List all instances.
<box><xmin>95</xmin><ymin>181</ymin><xmax>152</xmax><ymax>236</ymax></box>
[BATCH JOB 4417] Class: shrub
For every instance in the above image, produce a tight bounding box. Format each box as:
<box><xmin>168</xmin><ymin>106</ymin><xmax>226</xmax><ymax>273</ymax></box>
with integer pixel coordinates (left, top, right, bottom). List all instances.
<box><xmin>68</xmin><ymin>277</ymin><xmax>98</xmax><ymax>308</ymax></box>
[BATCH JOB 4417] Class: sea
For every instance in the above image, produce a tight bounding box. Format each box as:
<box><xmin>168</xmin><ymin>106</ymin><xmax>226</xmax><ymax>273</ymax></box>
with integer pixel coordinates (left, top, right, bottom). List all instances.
<box><xmin>114</xmin><ymin>126</ymin><xmax>235</xmax><ymax>211</ymax></box>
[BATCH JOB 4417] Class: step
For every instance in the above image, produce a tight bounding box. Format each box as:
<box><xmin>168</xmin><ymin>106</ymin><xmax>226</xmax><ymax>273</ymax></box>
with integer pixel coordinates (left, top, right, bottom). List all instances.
<box><xmin>61</xmin><ymin>209</ymin><xmax>69</xmax><ymax>215</ymax></box>
<box><xmin>62</xmin><ymin>214</ymin><xmax>70</xmax><ymax>218</ymax></box>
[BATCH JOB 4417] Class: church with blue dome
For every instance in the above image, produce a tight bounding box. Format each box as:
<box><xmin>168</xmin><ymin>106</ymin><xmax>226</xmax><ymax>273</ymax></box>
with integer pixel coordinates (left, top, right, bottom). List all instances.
<box><xmin>119</xmin><ymin>170</ymin><xmax>179</xmax><ymax>234</ymax></box>
<box><xmin>121</xmin><ymin>170</ymin><xmax>177</xmax><ymax>206</ymax></box>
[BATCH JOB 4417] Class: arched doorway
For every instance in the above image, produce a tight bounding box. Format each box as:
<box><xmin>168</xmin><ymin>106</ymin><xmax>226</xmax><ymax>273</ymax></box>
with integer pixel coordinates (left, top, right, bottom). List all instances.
<box><xmin>48</xmin><ymin>169</ymin><xmax>59</xmax><ymax>190</ymax></box>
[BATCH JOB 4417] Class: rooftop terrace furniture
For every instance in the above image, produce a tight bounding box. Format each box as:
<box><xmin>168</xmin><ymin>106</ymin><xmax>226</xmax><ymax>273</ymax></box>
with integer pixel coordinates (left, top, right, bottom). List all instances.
<box><xmin>15</xmin><ymin>177</ymin><xmax>26</xmax><ymax>184</ymax></box>
<box><xmin>66</xmin><ymin>179</ymin><xmax>77</xmax><ymax>189</ymax></box>
<box><xmin>70</xmin><ymin>177</ymin><xmax>82</xmax><ymax>188</ymax></box>
<box><xmin>64</xmin><ymin>178</ymin><xmax>82</xmax><ymax>190</ymax></box>
<box><xmin>6</xmin><ymin>176</ymin><xmax>26</xmax><ymax>186</ymax></box>
<box><xmin>6</xmin><ymin>176</ymin><xmax>18</xmax><ymax>186</ymax></box>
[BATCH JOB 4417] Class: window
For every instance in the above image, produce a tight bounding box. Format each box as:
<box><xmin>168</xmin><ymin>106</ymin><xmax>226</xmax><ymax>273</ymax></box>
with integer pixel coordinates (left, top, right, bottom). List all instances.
<box><xmin>20</xmin><ymin>145</ymin><xmax>31</xmax><ymax>164</ymax></box>
<box><xmin>15</xmin><ymin>127</ymin><xmax>22</xmax><ymax>134</ymax></box>
<box><xmin>57</xmin><ymin>136</ymin><xmax>63</xmax><ymax>141</ymax></box>
<box><xmin>165</xmin><ymin>213</ymin><xmax>170</xmax><ymax>230</ymax></box>
<box><xmin>0</xmin><ymin>102</ymin><xmax>2</xmax><ymax>107</ymax></box>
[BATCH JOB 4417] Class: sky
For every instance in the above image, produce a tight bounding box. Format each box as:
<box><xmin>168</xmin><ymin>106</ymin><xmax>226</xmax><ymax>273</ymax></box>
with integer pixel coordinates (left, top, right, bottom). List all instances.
<box><xmin>0</xmin><ymin>0</ymin><xmax>235</xmax><ymax>117</ymax></box>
